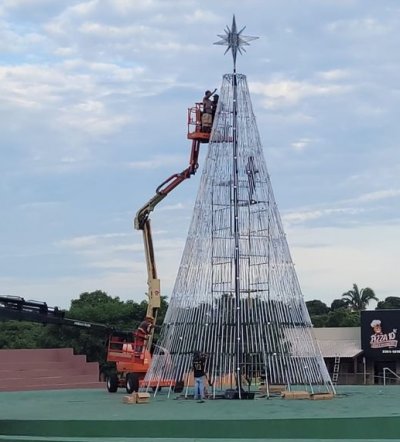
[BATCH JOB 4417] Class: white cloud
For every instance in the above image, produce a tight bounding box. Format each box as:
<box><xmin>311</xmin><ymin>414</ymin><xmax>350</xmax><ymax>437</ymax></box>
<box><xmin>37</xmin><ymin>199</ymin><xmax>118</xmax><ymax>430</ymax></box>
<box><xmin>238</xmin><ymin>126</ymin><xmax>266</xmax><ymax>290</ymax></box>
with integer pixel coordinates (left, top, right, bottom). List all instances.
<box><xmin>317</xmin><ymin>69</ymin><xmax>350</xmax><ymax>81</ymax></box>
<box><xmin>1</xmin><ymin>0</ymin><xmax>399</xmax><ymax>312</ymax></box>
<box><xmin>283</xmin><ymin>207</ymin><xmax>364</xmax><ymax>225</ymax></box>
<box><xmin>250</xmin><ymin>79</ymin><xmax>351</xmax><ymax>109</ymax></box>
<box><xmin>183</xmin><ymin>9</ymin><xmax>219</xmax><ymax>24</ymax></box>
<box><xmin>326</xmin><ymin>18</ymin><xmax>391</xmax><ymax>36</ymax></box>
<box><xmin>290</xmin><ymin>138</ymin><xmax>313</xmax><ymax>151</ymax></box>
<box><xmin>56</xmin><ymin>233</ymin><xmax>129</xmax><ymax>249</ymax></box>
<box><xmin>126</xmin><ymin>155</ymin><xmax>187</xmax><ymax>170</ymax></box>
<box><xmin>289</xmin><ymin>224</ymin><xmax>400</xmax><ymax>304</ymax></box>
<box><xmin>351</xmin><ymin>189</ymin><xmax>400</xmax><ymax>203</ymax></box>
<box><xmin>282</xmin><ymin>188</ymin><xmax>400</xmax><ymax>227</ymax></box>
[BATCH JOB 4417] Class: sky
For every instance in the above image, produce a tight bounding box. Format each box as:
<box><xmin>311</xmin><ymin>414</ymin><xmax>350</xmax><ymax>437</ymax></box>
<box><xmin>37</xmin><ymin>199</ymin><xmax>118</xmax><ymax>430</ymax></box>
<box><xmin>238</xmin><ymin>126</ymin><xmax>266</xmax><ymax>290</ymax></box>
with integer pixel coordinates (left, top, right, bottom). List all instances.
<box><xmin>0</xmin><ymin>0</ymin><xmax>399</xmax><ymax>309</ymax></box>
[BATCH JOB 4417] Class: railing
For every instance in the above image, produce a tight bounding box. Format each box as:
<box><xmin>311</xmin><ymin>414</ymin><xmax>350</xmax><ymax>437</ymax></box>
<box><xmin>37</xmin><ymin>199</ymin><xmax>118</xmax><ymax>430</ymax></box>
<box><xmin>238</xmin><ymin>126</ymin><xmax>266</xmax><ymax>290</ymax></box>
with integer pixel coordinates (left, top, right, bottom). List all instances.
<box><xmin>383</xmin><ymin>367</ymin><xmax>400</xmax><ymax>386</ymax></box>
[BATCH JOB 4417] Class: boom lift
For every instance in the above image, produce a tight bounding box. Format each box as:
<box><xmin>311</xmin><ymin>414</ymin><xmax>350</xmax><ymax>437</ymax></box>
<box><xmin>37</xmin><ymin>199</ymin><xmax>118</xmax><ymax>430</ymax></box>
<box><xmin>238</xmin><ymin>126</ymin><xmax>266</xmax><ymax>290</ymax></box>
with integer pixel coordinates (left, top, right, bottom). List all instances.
<box><xmin>0</xmin><ymin>102</ymin><xmax>211</xmax><ymax>394</ymax></box>
<box><xmin>106</xmin><ymin>103</ymin><xmax>210</xmax><ymax>393</ymax></box>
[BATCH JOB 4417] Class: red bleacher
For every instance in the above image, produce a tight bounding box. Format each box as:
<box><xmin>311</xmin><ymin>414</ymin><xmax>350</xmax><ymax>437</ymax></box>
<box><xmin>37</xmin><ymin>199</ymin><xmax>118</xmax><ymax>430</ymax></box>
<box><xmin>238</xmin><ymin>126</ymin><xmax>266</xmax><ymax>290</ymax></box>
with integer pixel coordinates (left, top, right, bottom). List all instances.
<box><xmin>0</xmin><ymin>348</ymin><xmax>103</xmax><ymax>392</ymax></box>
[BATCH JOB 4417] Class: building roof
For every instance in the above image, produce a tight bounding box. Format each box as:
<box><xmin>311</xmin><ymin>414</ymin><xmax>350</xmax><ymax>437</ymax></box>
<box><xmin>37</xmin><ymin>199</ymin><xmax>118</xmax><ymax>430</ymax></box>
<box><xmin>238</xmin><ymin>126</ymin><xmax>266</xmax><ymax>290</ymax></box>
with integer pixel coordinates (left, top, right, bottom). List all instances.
<box><xmin>314</xmin><ymin>327</ymin><xmax>362</xmax><ymax>358</ymax></box>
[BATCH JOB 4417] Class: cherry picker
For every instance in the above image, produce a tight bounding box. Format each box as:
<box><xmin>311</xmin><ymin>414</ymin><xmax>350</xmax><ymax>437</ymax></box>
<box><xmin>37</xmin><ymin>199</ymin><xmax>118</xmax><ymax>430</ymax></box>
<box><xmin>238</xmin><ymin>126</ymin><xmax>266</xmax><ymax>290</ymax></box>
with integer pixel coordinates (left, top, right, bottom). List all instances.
<box><xmin>105</xmin><ymin>102</ymin><xmax>211</xmax><ymax>393</ymax></box>
<box><xmin>0</xmin><ymin>102</ymin><xmax>212</xmax><ymax>394</ymax></box>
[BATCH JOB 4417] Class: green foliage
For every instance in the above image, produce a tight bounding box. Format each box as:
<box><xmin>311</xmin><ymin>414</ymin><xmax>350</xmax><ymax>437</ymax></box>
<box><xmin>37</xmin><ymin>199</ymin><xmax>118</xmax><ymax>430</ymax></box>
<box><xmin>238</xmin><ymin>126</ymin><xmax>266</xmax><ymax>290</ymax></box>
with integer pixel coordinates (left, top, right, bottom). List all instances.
<box><xmin>306</xmin><ymin>300</ymin><xmax>329</xmax><ymax>316</ymax></box>
<box><xmin>330</xmin><ymin>298</ymin><xmax>348</xmax><ymax>311</ymax></box>
<box><xmin>0</xmin><ymin>290</ymin><xmax>169</xmax><ymax>376</ymax></box>
<box><xmin>0</xmin><ymin>321</ymin><xmax>46</xmax><ymax>348</ymax></box>
<box><xmin>341</xmin><ymin>284</ymin><xmax>378</xmax><ymax>311</ymax></box>
<box><xmin>325</xmin><ymin>309</ymin><xmax>360</xmax><ymax>327</ymax></box>
<box><xmin>376</xmin><ymin>296</ymin><xmax>400</xmax><ymax>310</ymax></box>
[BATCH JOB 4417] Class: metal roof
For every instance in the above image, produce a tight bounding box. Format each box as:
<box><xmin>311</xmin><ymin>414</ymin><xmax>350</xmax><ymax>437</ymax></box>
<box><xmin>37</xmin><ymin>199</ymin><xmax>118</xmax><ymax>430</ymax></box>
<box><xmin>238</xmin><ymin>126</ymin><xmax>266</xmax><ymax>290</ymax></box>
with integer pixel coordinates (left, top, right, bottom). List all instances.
<box><xmin>314</xmin><ymin>327</ymin><xmax>362</xmax><ymax>358</ymax></box>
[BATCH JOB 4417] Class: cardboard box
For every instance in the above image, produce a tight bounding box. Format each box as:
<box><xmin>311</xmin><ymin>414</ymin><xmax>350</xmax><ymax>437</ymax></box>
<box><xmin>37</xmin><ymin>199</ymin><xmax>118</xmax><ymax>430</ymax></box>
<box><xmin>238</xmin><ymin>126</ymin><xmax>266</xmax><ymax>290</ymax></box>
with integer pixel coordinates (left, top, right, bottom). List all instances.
<box><xmin>310</xmin><ymin>392</ymin><xmax>334</xmax><ymax>400</ymax></box>
<box><xmin>281</xmin><ymin>390</ymin><xmax>310</xmax><ymax>400</ymax></box>
<box><xmin>123</xmin><ymin>394</ymin><xmax>137</xmax><ymax>404</ymax></box>
<box><xmin>136</xmin><ymin>392</ymin><xmax>150</xmax><ymax>404</ymax></box>
<box><xmin>122</xmin><ymin>392</ymin><xmax>151</xmax><ymax>404</ymax></box>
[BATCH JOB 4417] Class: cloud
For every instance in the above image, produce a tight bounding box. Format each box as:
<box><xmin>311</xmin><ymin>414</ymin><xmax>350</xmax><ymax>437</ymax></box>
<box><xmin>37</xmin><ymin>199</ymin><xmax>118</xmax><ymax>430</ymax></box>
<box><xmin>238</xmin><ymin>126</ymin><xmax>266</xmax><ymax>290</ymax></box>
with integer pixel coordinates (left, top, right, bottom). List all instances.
<box><xmin>158</xmin><ymin>203</ymin><xmax>185</xmax><ymax>211</ymax></box>
<box><xmin>290</xmin><ymin>138</ymin><xmax>314</xmax><ymax>151</ymax></box>
<box><xmin>183</xmin><ymin>9</ymin><xmax>219</xmax><ymax>24</ymax></box>
<box><xmin>283</xmin><ymin>207</ymin><xmax>364</xmax><ymax>225</ymax></box>
<box><xmin>249</xmin><ymin>79</ymin><xmax>351</xmax><ymax>109</ymax></box>
<box><xmin>289</xmin><ymin>223</ymin><xmax>400</xmax><ymax>304</ymax></box>
<box><xmin>317</xmin><ymin>69</ymin><xmax>350</xmax><ymax>81</ymax></box>
<box><xmin>126</xmin><ymin>155</ymin><xmax>187</xmax><ymax>170</ymax></box>
<box><xmin>350</xmin><ymin>189</ymin><xmax>400</xmax><ymax>203</ymax></box>
<box><xmin>282</xmin><ymin>188</ymin><xmax>400</xmax><ymax>227</ymax></box>
<box><xmin>56</xmin><ymin>232</ymin><xmax>129</xmax><ymax>249</ymax></box>
<box><xmin>0</xmin><ymin>20</ymin><xmax>45</xmax><ymax>53</ymax></box>
<box><xmin>326</xmin><ymin>18</ymin><xmax>391</xmax><ymax>36</ymax></box>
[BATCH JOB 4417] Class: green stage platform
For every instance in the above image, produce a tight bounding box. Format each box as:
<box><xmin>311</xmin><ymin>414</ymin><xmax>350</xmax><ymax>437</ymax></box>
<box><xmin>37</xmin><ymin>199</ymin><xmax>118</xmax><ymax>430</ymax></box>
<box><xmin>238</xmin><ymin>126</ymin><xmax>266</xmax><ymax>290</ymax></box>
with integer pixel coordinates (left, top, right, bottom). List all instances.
<box><xmin>1</xmin><ymin>386</ymin><xmax>400</xmax><ymax>441</ymax></box>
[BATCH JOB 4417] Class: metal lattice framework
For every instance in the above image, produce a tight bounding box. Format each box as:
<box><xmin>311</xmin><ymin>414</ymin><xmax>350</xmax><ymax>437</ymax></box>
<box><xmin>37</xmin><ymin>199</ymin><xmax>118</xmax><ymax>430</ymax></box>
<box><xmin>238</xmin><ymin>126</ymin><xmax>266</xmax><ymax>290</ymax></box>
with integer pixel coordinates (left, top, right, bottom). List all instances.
<box><xmin>144</xmin><ymin>17</ymin><xmax>333</xmax><ymax>397</ymax></box>
<box><xmin>144</xmin><ymin>73</ymin><xmax>334</xmax><ymax>397</ymax></box>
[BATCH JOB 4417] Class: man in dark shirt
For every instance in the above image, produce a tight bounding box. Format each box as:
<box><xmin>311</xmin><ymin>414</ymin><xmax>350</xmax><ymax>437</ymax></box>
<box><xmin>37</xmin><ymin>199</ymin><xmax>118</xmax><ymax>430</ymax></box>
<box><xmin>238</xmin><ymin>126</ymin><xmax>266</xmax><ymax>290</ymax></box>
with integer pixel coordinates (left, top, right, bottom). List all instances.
<box><xmin>202</xmin><ymin>89</ymin><xmax>217</xmax><ymax>132</ymax></box>
<box><xmin>192</xmin><ymin>351</ymin><xmax>206</xmax><ymax>403</ymax></box>
<box><xmin>135</xmin><ymin>316</ymin><xmax>154</xmax><ymax>352</ymax></box>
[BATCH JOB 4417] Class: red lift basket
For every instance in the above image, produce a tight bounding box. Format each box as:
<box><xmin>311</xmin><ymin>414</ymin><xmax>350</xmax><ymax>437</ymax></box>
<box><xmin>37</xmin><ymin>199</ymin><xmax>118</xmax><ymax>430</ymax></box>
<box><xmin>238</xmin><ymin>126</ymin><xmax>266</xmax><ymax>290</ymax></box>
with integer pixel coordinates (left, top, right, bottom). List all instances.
<box><xmin>187</xmin><ymin>103</ymin><xmax>210</xmax><ymax>142</ymax></box>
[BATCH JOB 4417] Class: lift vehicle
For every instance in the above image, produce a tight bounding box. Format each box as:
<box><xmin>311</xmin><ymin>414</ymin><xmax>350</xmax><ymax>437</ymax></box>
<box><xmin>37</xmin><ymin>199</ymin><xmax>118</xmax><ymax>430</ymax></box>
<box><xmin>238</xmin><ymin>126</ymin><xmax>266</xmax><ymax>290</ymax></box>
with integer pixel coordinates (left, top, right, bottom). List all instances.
<box><xmin>106</xmin><ymin>103</ymin><xmax>211</xmax><ymax>393</ymax></box>
<box><xmin>0</xmin><ymin>102</ymin><xmax>212</xmax><ymax>394</ymax></box>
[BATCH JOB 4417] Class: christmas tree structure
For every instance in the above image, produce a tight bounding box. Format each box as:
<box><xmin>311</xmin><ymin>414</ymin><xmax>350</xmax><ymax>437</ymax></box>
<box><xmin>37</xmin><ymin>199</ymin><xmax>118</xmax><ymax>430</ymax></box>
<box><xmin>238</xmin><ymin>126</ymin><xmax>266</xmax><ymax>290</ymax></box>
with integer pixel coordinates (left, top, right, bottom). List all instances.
<box><xmin>144</xmin><ymin>17</ymin><xmax>334</xmax><ymax>398</ymax></box>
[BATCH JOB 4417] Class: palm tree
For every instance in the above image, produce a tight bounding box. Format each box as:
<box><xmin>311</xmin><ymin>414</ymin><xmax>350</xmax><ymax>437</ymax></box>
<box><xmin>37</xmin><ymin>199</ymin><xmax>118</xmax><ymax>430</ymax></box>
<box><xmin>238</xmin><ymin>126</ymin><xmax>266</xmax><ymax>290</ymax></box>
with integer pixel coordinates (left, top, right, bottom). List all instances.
<box><xmin>341</xmin><ymin>284</ymin><xmax>378</xmax><ymax>311</ymax></box>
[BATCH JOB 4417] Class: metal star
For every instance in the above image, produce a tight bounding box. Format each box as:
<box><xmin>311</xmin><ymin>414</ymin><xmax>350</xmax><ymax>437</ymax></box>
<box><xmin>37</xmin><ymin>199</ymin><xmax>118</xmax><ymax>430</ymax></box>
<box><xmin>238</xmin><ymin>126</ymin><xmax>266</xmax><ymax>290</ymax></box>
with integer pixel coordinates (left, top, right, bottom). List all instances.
<box><xmin>214</xmin><ymin>15</ymin><xmax>258</xmax><ymax>71</ymax></box>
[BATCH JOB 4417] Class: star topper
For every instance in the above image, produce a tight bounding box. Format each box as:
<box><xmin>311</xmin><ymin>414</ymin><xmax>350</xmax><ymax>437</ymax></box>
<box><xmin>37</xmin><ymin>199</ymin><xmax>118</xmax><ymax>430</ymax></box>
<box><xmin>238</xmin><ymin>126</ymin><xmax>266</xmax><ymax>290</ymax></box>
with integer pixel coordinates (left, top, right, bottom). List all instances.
<box><xmin>214</xmin><ymin>15</ymin><xmax>259</xmax><ymax>71</ymax></box>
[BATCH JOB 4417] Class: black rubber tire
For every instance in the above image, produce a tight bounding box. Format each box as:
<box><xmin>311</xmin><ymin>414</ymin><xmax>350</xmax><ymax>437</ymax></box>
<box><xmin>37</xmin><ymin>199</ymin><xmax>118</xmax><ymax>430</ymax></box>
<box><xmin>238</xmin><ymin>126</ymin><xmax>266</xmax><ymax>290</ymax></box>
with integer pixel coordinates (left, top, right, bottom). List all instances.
<box><xmin>126</xmin><ymin>373</ymin><xmax>139</xmax><ymax>393</ymax></box>
<box><xmin>173</xmin><ymin>380</ymin><xmax>184</xmax><ymax>393</ymax></box>
<box><xmin>106</xmin><ymin>374</ymin><xmax>118</xmax><ymax>393</ymax></box>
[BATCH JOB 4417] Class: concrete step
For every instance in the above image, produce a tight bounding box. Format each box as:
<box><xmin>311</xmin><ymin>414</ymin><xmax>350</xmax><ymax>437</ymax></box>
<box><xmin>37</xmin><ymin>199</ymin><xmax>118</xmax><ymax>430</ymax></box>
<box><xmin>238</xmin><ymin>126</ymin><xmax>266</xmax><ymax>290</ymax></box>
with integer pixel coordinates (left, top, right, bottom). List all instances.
<box><xmin>0</xmin><ymin>366</ymin><xmax>98</xmax><ymax>378</ymax></box>
<box><xmin>0</xmin><ymin>348</ymin><xmax>75</xmax><ymax>363</ymax></box>
<box><xmin>0</xmin><ymin>381</ymin><xmax>104</xmax><ymax>392</ymax></box>
<box><xmin>0</xmin><ymin>348</ymin><xmax>102</xmax><ymax>392</ymax></box>
<box><xmin>0</xmin><ymin>359</ymin><xmax>98</xmax><ymax>372</ymax></box>
<box><xmin>0</xmin><ymin>374</ymin><xmax>100</xmax><ymax>390</ymax></box>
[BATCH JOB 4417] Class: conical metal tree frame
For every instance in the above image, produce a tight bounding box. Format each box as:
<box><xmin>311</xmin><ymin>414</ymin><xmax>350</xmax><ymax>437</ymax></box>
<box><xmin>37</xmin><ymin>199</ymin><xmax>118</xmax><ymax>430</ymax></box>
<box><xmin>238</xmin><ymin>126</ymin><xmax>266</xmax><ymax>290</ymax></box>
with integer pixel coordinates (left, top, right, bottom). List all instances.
<box><xmin>144</xmin><ymin>21</ymin><xmax>334</xmax><ymax>398</ymax></box>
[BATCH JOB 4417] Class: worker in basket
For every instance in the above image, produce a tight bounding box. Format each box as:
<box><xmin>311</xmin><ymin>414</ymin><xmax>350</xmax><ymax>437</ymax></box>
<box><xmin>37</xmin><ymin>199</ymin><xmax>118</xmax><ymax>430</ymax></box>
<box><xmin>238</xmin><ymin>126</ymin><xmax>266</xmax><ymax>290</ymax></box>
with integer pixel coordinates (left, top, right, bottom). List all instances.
<box><xmin>135</xmin><ymin>315</ymin><xmax>154</xmax><ymax>353</ymax></box>
<box><xmin>202</xmin><ymin>89</ymin><xmax>217</xmax><ymax>132</ymax></box>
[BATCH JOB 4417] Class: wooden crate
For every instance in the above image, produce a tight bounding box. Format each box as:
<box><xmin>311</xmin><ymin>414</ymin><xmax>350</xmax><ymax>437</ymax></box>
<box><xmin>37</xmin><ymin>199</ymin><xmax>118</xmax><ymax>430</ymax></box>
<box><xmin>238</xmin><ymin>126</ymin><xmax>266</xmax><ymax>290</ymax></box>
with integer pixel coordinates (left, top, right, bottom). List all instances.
<box><xmin>281</xmin><ymin>390</ymin><xmax>310</xmax><ymax>400</ymax></box>
<box><xmin>122</xmin><ymin>392</ymin><xmax>151</xmax><ymax>404</ymax></box>
<box><xmin>310</xmin><ymin>392</ymin><xmax>334</xmax><ymax>400</ymax></box>
<box><xmin>268</xmin><ymin>385</ymin><xmax>286</xmax><ymax>394</ymax></box>
<box><xmin>136</xmin><ymin>392</ymin><xmax>150</xmax><ymax>404</ymax></box>
<box><xmin>123</xmin><ymin>394</ymin><xmax>137</xmax><ymax>404</ymax></box>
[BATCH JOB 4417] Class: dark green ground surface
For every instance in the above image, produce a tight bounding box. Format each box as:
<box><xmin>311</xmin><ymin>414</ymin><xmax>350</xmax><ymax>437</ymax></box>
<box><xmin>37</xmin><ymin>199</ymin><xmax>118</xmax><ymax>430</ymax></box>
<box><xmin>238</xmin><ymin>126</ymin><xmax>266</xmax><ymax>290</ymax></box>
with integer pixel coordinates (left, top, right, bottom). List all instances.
<box><xmin>1</xmin><ymin>386</ymin><xmax>400</xmax><ymax>440</ymax></box>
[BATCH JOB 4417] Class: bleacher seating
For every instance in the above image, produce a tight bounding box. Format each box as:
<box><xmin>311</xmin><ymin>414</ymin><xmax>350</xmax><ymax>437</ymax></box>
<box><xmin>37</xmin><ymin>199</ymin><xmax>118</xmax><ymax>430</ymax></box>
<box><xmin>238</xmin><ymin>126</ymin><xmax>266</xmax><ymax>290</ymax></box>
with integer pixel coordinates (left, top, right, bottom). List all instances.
<box><xmin>0</xmin><ymin>348</ymin><xmax>103</xmax><ymax>391</ymax></box>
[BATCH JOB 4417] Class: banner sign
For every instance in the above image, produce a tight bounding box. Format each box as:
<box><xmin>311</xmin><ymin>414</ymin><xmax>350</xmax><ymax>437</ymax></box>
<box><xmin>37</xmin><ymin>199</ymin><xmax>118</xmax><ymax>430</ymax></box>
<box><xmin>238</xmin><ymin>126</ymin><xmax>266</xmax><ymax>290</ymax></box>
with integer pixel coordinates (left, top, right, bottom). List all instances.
<box><xmin>361</xmin><ymin>310</ymin><xmax>400</xmax><ymax>360</ymax></box>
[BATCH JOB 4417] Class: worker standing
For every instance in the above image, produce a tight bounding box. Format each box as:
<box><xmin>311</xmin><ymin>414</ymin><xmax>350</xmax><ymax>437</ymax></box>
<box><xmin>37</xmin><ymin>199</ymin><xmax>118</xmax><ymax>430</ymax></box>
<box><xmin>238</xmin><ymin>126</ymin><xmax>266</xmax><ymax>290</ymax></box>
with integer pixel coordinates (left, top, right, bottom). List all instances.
<box><xmin>192</xmin><ymin>351</ymin><xmax>206</xmax><ymax>403</ymax></box>
<box><xmin>212</xmin><ymin>94</ymin><xmax>219</xmax><ymax>119</ymax></box>
<box><xmin>135</xmin><ymin>316</ymin><xmax>154</xmax><ymax>352</ymax></box>
<box><xmin>202</xmin><ymin>89</ymin><xmax>217</xmax><ymax>132</ymax></box>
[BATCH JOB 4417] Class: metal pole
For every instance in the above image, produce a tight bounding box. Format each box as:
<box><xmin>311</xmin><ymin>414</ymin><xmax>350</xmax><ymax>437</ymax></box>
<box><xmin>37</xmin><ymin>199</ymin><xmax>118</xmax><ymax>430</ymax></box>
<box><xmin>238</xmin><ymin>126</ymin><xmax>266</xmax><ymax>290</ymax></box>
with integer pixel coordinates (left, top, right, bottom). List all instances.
<box><xmin>363</xmin><ymin>356</ymin><xmax>366</xmax><ymax>385</ymax></box>
<box><xmin>232</xmin><ymin>68</ymin><xmax>242</xmax><ymax>397</ymax></box>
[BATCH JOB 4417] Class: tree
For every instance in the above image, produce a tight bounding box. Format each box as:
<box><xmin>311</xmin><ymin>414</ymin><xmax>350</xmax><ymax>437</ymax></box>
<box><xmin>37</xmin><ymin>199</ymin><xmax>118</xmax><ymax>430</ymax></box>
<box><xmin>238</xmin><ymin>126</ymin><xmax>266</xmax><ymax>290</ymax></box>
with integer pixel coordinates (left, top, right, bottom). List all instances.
<box><xmin>376</xmin><ymin>296</ymin><xmax>400</xmax><ymax>310</ymax></box>
<box><xmin>341</xmin><ymin>284</ymin><xmax>378</xmax><ymax>311</ymax></box>
<box><xmin>0</xmin><ymin>321</ymin><xmax>46</xmax><ymax>349</ymax></box>
<box><xmin>325</xmin><ymin>309</ymin><xmax>360</xmax><ymax>327</ymax></box>
<box><xmin>330</xmin><ymin>299</ymin><xmax>348</xmax><ymax>311</ymax></box>
<box><xmin>306</xmin><ymin>300</ymin><xmax>330</xmax><ymax>316</ymax></box>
